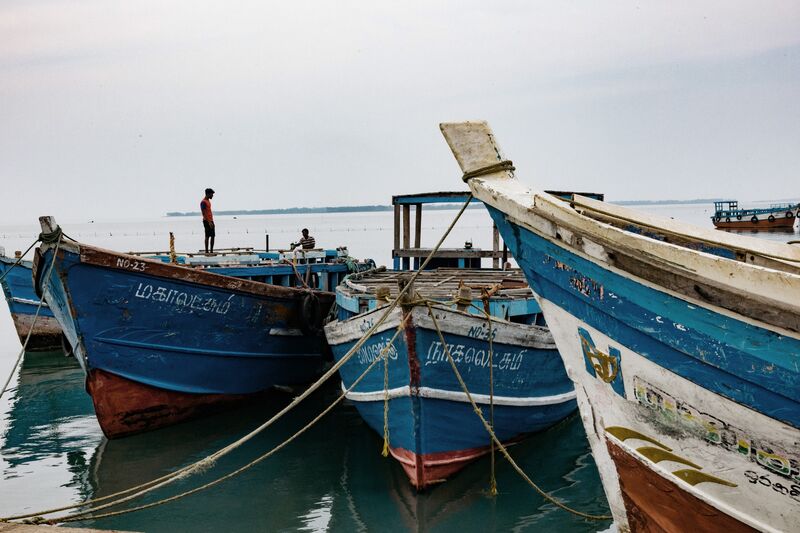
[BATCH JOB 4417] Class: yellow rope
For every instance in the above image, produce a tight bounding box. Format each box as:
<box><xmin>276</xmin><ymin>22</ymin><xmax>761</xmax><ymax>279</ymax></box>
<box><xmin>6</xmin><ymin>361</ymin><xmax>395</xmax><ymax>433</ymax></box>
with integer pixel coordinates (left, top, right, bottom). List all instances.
<box><xmin>485</xmin><ymin>302</ymin><xmax>498</xmax><ymax>497</ymax></box>
<box><xmin>168</xmin><ymin>232</ymin><xmax>177</xmax><ymax>264</ymax></box>
<box><xmin>381</xmin><ymin>325</ymin><xmax>393</xmax><ymax>457</ymax></box>
<box><xmin>424</xmin><ymin>302</ymin><xmax>612</xmax><ymax>521</ymax></box>
<box><xmin>2</xmin><ymin>194</ymin><xmax>475</xmax><ymax>524</ymax></box>
<box><xmin>50</xmin><ymin>314</ymin><xmax>410</xmax><ymax>524</ymax></box>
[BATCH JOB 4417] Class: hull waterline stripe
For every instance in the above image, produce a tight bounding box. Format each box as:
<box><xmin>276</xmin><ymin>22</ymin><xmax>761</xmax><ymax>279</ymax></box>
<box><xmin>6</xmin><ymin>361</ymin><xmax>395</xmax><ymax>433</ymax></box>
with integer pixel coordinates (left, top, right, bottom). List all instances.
<box><xmin>341</xmin><ymin>383</ymin><xmax>576</xmax><ymax>406</ymax></box>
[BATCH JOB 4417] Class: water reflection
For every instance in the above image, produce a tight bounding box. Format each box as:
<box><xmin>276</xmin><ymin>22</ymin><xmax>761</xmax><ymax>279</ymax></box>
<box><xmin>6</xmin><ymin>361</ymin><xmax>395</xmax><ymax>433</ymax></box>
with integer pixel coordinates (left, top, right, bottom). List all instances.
<box><xmin>2</xmin><ymin>352</ymin><xmax>609</xmax><ymax>532</ymax></box>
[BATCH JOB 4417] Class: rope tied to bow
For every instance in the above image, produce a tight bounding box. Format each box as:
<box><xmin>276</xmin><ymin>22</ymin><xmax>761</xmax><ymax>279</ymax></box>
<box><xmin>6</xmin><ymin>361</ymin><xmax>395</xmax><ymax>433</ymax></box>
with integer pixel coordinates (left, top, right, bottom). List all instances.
<box><xmin>462</xmin><ymin>160</ymin><xmax>515</xmax><ymax>182</ymax></box>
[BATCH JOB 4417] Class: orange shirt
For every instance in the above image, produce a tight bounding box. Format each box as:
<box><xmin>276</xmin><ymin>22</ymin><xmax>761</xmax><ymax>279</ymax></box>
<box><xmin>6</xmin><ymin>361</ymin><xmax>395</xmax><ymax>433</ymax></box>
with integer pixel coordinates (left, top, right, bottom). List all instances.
<box><xmin>200</xmin><ymin>197</ymin><xmax>213</xmax><ymax>222</ymax></box>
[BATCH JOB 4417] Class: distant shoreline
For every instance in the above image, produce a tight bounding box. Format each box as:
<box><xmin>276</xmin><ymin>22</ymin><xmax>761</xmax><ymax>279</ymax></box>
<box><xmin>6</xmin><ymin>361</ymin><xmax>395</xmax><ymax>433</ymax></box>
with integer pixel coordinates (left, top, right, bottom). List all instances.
<box><xmin>166</xmin><ymin>197</ymin><xmax>799</xmax><ymax>217</ymax></box>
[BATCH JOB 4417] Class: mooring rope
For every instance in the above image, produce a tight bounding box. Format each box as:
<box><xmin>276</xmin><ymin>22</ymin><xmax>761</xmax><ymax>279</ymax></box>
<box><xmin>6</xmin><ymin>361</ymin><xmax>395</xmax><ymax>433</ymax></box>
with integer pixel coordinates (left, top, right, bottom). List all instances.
<box><xmin>2</xmin><ymin>194</ymin><xmax>475</xmax><ymax>524</ymax></box>
<box><xmin>0</xmin><ymin>239</ymin><xmax>39</xmax><ymax>284</ymax></box>
<box><xmin>484</xmin><ymin>300</ymin><xmax>498</xmax><ymax>496</ymax></box>
<box><xmin>46</xmin><ymin>314</ymin><xmax>411</xmax><ymax>525</ymax></box>
<box><xmin>381</xmin><ymin>328</ymin><xmax>391</xmax><ymax>457</ymax></box>
<box><xmin>424</xmin><ymin>302</ymin><xmax>612</xmax><ymax>521</ymax></box>
<box><xmin>0</xmin><ymin>235</ymin><xmax>62</xmax><ymax>400</ymax></box>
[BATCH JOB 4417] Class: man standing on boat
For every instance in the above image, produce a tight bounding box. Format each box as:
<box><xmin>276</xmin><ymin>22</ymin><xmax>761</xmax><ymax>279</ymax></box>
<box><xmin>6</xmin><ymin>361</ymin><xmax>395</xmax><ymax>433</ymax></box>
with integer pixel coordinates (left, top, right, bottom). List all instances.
<box><xmin>201</xmin><ymin>188</ymin><xmax>215</xmax><ymax>254</ymax></box>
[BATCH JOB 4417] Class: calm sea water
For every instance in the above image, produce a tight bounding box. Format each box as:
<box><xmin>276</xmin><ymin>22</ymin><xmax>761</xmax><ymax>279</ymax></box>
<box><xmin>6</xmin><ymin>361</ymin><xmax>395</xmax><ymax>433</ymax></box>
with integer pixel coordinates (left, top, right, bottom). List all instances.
<box><xmin>1</xmin><ymin>202</ymin><xmax>796</xmax><ymax>532</ymax></box>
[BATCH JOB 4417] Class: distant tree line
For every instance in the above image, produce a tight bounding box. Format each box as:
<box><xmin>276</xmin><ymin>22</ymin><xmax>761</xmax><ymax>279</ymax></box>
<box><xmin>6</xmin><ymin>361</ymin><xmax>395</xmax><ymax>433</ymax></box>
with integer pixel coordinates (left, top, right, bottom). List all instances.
<box><xmin>166</xmin><ymin>204</ymin><xmax>483</xmax><ymax>217</ymax></box>
<box><xmin>167</xmin><ymin>197</ymin><xmax>799</xmax><ymax>217</ymax></box>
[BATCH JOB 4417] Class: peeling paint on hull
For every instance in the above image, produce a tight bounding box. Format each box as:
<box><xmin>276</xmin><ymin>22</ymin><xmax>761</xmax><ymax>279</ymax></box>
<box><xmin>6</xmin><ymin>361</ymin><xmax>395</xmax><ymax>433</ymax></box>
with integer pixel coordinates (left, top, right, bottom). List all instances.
<box><xmin>325</xmin><ymin>304</ymin><xmax>576</xmax><ymax>489</ymax></box>
<box><xmin>440</xmin><ymin>121</ymin><xmax>800</xmax><ymax>532</ymax></box>
<box><xmin>35</xmin><ymin>239</ymin><xmax>335</xmax><ymax>437</ymax></box>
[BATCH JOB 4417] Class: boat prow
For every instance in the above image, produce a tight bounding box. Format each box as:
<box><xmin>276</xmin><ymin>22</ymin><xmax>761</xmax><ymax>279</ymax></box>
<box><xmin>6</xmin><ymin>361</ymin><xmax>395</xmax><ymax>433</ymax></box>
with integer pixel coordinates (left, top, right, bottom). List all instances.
<box><xmin>441</xmin><ymin>121</ymin><xmax>800</xmax><ymax>532</ymax></box>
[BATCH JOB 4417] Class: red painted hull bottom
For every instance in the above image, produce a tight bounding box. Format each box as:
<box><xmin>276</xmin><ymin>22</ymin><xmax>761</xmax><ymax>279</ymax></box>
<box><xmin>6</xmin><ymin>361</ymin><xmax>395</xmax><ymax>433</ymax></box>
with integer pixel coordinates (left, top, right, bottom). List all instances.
<box><xmin>87</xmin><ymin>369</ymin><xmax>267</xmax><ymax>439</ymax></box>
<box><xmin>713</xmin><ymin>217</ymin><xmax>795</xmax><ymax>230</ymax></box>
<box><xmin>607</xmin><ymin>440</ymin><xmax>755</xmax><ymax>532</ymax></box>
<box><xmin>11</xmin><ymin>314</ymin><xmax>63</xmax><ymax>351</ymax></box>
<box><xmin>390</xmin><ymin>439</ymin><xmax>521</xmax><ymax>490</ymax></box>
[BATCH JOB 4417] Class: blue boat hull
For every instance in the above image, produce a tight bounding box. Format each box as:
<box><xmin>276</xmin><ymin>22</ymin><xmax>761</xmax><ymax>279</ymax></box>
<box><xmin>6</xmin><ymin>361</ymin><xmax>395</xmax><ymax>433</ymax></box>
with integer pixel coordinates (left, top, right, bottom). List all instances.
<box><xmin>0</xmin><ymin>256</ymin><xmax>61</xmax><ymax>350</ymax></box>
<box><xmin>325</xmin><ymin>305</ymin><xmax>575</xmax><ymax>487</ymax></box>
<box><xmin>439</xmin><ymin>119</ymin><xmax>800</xmax><ymax>529</ymax></box>
<box><xmin>34</xmin><ymin>242</ymin><xmax>334</xmax><ymax>437</ymax></box>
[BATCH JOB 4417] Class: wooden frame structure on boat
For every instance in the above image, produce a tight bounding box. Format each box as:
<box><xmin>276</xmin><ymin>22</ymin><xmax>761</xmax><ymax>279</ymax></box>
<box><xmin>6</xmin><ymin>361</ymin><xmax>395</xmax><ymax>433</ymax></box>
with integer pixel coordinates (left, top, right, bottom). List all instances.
<box><xmin>391</xmin><ymin>191</ymin><xmax>504</xmax><ymax>270</ymax></box>
<box><xmin>391</xmin><ymin>191</ymin><xmax>604</xmax><ymax>271</ymax></box>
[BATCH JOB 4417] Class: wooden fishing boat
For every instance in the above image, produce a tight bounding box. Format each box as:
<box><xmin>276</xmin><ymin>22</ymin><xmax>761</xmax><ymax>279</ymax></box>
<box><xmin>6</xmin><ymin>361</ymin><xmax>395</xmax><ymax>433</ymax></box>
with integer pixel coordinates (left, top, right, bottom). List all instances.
<box><xmin>33</xmin><ymin>216</ymin><xmax>370</xmax><ymax>438</ymax></box>
<box><xmin>325</xmin><ymin>269</ymin><xmax>575</xmax><ymax>489</ymax></box>
<box><xmin>441</xmin><ymin>121</ymin><xmax>800</xmax><ymax>532</ymax></box>
<box><xmin>711</xmin><ymin>200</ymin><xmax>799</xmax><ymax>230</ymax></box>
<box><xmin>0</xmin><ymin>248</ymin><xmax>63</xmax><ymax>351</ymax></box>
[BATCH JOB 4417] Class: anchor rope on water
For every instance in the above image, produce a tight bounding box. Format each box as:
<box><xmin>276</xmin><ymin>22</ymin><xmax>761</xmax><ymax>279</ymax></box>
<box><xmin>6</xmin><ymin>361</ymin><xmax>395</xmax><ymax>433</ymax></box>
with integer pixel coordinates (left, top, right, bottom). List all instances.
<box><xmin>48</xmin><ymin>313</ymin><xmax>412</xmax><ymax>524</ymax></box>
<box><xmin>0</xmin><ymin>235</ymin><xmax>62</xmax><ymax>400</ymax></box>
<box><xmin>424</xmin><ymin>301</ymin><xmax>612</xmax><ymax>521</ymax></box>
<box><xmin>2</xmin><ymin>194</ymin><xmax>475</xmax><ymax>524</ymax></box>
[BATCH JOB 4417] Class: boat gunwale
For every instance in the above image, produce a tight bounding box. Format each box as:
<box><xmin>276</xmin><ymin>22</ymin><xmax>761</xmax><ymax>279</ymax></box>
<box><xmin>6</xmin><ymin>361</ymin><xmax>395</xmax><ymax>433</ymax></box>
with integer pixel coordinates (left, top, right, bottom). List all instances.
<box><xmin>325</xmin><ymin>302</ymin><xmax>554</xmax><ymax>348</ymax></box>
<box><xmin>75</xmin><ymin>243</ymin><xmax>335</xmax><ymax>301</ymax></box>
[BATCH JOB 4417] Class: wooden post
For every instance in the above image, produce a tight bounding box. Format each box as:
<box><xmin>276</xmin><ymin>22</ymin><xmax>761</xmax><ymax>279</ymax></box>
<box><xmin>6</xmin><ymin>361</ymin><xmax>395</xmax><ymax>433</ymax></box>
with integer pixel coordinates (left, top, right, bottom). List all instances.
<box><xmin>393</xmin><ymin>204</ymin><xmax>401</xmax><ymax>253</ymax></box>
<box><xmin>492</xmin><ymin>223</ymin><xmax>500</xmax><ymax>269</ymax></box>
<box><xmin>402</xmin><ymin>205</ymin><xmax>411</xmax><ymax>248</ymax></box>
<box><xmin>402</xmin><ymin>204</ymin><xmax>411</xmax><ymax>270</ymax></box>
<box><xmin>414</xmin><ymin>204</ymin><xmax>422</xmax><ymax>248</ymax></box>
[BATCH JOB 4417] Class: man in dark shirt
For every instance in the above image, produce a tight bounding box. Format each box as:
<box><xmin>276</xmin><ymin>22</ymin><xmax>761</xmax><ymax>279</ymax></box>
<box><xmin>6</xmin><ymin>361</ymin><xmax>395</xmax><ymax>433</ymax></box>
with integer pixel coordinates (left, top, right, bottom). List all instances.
<box><xmin>297</xmin><ymin>228</ymin><xmax>315</xmax><ymax>250</ymax></box>
<box><xmin>201</xmin><ymin>188</ymin><xmax>215</xmax><ymax>254</ymax></box>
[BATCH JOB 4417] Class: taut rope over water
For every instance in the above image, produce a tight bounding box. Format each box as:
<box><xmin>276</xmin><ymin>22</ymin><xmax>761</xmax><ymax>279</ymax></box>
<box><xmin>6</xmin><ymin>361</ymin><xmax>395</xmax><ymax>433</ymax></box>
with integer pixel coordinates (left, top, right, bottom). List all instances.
<box><xmin>49</xmin><ymin>313</ymin><xmax>412</xmax><ymax>524</ymax></box>
<box><xmin>424</xmin><ymin>302</ymin><xmax>612</xmax><ymax>521</ymax></box>
<box><xmin>2</xmin><ymin>195</ymin><xmax>475</xmax><ymax>524</ymax></box>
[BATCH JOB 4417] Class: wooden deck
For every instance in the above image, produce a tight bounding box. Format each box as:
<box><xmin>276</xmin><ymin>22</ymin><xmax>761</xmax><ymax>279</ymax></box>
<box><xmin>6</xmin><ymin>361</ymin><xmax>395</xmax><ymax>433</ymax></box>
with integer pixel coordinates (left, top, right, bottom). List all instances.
<box><xmin>340</xmin><ymin>268</ymin><xmax>533</xmax><ymax>300</ymax></box>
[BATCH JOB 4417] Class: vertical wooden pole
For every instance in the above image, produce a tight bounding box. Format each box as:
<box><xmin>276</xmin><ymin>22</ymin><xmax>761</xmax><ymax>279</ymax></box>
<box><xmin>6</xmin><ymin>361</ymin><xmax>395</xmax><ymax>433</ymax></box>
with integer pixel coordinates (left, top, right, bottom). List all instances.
<box><xmin>414</xmin><ymin>204</ymin><xmax>422</xmax><ymax>248</ymax></box>
<box><xmin>492</xmin><ymin>223</ymin><xmax>500</xmax><ymax>269</ymax></box>
<box><xmin>393</xmin><ymin>205</ymin><xmax>401</xmax><ymax>251</ymax></box>
<box><xmin>393</xmin><ymin>204</ymin><xmax>401</xmax><ymax>269</ymax></box>
<box><xmin>402</xmin><ymin>204</ymin><xmax>411</xmax><ymax>270</ymax></box>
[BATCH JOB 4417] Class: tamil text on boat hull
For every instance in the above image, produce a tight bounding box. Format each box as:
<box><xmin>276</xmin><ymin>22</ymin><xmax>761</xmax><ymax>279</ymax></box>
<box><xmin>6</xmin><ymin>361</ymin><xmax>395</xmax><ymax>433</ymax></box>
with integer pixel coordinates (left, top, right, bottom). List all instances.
<box><xmin>34</xmin><ymin>219</ymin><xmax>334</xmax><ymax>438</ymax></box>
<box><xmin>325</xmin><ymin>302</ymin><xmax>576</xmax><ymax>489</ymax></box>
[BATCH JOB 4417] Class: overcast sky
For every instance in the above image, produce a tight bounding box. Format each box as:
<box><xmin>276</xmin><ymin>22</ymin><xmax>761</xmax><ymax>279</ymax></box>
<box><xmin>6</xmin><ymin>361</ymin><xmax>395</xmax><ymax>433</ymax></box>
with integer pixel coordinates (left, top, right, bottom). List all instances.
<box><xmin>1</xmin><ymin>1</ymin><xmax>798</xmax><ymax>224</ymax></box>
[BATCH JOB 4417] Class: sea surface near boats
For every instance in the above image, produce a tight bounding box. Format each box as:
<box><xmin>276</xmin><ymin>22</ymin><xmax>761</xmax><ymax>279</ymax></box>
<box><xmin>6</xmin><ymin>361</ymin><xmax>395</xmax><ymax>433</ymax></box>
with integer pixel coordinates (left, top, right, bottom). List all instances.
<box><xmin>1</xmin><ymin>210</ymin><xmax>795</xmax><ymax>531</ymax></box>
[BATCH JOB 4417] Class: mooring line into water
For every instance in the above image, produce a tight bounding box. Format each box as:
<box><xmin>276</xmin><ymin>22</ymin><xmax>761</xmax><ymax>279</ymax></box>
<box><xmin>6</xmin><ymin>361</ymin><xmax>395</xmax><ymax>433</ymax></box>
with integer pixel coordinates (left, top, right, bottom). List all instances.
<box><xmin>424</xmin><ymin>301</ymin><xmax>612</xmax><ymax>521</ymax></box>
<box><xmin>0</xmin><ymin>239</ymin><xmax>39</xmax><ymax>284</ymax></box>
<box><xmin>2</xmin><ymin>195</ymin><xmax>475</xmax><ymax>524</ymax></box>
<box><xmin>47</xmin><ymin>314</ymin><xmax>411</xmax><ymax>524</ymax></box>
<box><xmin>0</xmin><ymin>235</ymin><xmax>62</xmax><ymax>400</ymax></box>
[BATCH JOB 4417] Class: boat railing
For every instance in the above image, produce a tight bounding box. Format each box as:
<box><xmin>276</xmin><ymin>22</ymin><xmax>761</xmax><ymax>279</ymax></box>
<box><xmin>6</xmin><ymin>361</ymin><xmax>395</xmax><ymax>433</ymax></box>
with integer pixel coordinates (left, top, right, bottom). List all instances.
<box><xmin>712</xmin><ymin>203</ymin><xmax>799</xmax><ymax>219</ymax></box>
